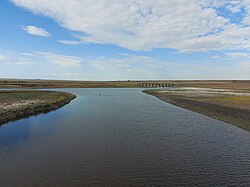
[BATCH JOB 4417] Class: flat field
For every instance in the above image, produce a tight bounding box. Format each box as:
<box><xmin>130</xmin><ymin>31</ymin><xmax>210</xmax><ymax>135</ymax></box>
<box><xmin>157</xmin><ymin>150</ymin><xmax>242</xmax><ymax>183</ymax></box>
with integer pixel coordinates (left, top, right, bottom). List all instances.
<box><xmin>0</xmin><ymin>79</ymin><xmax>249</xmax><ymax>89</ymax></box>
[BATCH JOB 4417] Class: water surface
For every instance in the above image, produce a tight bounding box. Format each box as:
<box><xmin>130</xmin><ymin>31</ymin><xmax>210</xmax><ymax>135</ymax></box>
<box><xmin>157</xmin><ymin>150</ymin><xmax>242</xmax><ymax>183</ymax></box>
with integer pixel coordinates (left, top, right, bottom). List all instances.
<box><xmin>0</xmin><ymin>88</ymin><xmax>249</xmax><ymax>186</ymax></box>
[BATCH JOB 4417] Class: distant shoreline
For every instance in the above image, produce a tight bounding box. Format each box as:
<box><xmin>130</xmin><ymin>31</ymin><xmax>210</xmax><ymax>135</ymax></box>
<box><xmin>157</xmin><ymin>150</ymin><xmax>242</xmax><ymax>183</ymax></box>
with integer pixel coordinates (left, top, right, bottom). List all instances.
<box><xmin>0</xmin><ymin>90</ymin><xmax>76</xmax><ymax>125</ymax></box>
<box><xmin>143</xmin><ymin>88</ymin><xmax>250</xmax><ymax>132</ymax></box>
<box><xmin>0</xmin><ymin>79</ymin><xmax>250</xmax><ymax>90</ymax></box>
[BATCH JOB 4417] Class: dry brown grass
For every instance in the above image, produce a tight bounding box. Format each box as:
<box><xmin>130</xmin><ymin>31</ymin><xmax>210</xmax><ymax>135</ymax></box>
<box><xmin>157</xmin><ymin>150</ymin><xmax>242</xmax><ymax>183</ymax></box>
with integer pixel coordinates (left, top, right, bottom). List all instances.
<box><xmin>1</xmin><ymin>79</ymin><xmax>249</xmax><ymax>90</ymax></box>
<box><xmin>172</xmin><ymin>80</ymin><xmax>250</xmax><ymax>91</ymax></box>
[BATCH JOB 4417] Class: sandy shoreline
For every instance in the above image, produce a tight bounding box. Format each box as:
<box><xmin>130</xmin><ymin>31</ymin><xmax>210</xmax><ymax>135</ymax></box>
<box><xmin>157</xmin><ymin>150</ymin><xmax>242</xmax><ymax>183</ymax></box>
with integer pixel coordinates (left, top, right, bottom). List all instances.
<box><xmin>144</xmin><ymin>88</ymin><xmax>250</xmax><ymax>132</ymax></box>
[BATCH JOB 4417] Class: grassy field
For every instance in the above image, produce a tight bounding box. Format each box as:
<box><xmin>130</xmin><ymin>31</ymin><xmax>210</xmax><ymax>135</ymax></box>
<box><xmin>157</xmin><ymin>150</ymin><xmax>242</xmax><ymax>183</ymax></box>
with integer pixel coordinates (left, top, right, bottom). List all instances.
<box><xmin>0</xmin><ymin>79</ymin><xmax>141</xmax><ymax>88</ymax></box>
<box><xmin>170</xmin><ymin>80</ymin><xmax>250</xmax><ymax>91</ymax></box>
<box><xmin>144</xmin><ymin>88</ymin><xmax>250</xmax><ymax>132</ymax></box>
<box><xmin>0</xmin><ymin>90</ymin><xmax>76</xmax><ymax>125</ymax></box>
<box><xmin>0</xmin><ymin>79</ymin><xmax>250</xmax><ymax>90</ymax></box>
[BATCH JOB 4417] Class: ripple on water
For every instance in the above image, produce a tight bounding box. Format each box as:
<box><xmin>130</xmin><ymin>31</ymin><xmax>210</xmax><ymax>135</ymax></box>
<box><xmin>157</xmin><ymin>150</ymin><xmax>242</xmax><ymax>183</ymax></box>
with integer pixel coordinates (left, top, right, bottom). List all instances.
<box><xmin>0</xmin><ymin>88</ymin><xmax>249</xmax><ymax>186</ymax></box>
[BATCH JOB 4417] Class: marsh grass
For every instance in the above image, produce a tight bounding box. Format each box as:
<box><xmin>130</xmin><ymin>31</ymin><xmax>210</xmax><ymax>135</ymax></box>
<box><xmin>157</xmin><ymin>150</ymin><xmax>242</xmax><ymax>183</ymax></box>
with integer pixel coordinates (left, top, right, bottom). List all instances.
<box><xmin>0</xmin><ymin>90</ymin><xmax>76</xmax><ymax>125</ymax></box>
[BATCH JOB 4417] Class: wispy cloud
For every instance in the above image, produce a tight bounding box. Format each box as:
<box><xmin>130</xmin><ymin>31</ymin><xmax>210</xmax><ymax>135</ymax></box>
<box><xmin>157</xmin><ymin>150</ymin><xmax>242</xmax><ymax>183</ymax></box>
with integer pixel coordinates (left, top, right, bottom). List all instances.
<box><xmin>240</xmin><ymin>61</ymin><xmax>250</xmax><ymax>69</ymax></box>
<box><xmin>33</xmin><ymin>52</ymin><xmax>82</xmax><ymax>67</ymax></box>
<box><xmin>226</xmin><ymin>52</ymin><xmax>250</xmax><ymax>59</ymax></box>
<box><xmin>0</xmin><ymin>51</ymin><xmax>82</xmax><ymax>67</ymax></box>
<box><xmin>211</xmin><ymin>56</ymin><xmax>221</xmax><ymax>59</ymax></box>
<box><xmin>58</xmin><ymin>40</ymin><xmax>80</xmax><ymax>45</ymax></box>
<box><xmin>0</xmin><ymin>55</ymin><xmax>6</xmax><ymax>62</ymax></box>
<box><xmin>1</xmin><ymin>49</ymin><xmax>250</xmax><ymax>80</ymax></box>
<box><xmin>22</xmin><ymin>25</ymin><xmax>51</xmax><ymax>37</ymax></box>
<box><xmin>0</xmin><ymin>53</ymin><xmax>31</xmax><ymax>65</ymax></box>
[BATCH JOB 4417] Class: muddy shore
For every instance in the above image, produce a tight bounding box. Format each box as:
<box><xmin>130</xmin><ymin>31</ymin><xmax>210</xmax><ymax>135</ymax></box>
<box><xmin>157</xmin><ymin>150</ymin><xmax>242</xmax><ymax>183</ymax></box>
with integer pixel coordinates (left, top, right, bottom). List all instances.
<box><xmin>144</xmin><ymin>88</ymin><xmax>250</xmax><ymax>132</ymax></box>
<box><xmin>0</xmin><ymin>90</ymin><xmax>76</xmax><ymax>125</ymax></box>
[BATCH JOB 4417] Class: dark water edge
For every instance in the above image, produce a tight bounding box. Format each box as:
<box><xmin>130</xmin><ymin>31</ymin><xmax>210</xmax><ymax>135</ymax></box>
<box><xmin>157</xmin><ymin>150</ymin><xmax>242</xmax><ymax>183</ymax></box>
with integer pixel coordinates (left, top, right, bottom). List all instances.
<box><xmin>0</xmin><ymin>88</ymin><xmax>249</xmax><ymax>186</ymax></box>
<box><xmin>143</xmin><ymin>89</ymin><xmax>250</xmax><ymax>132</ymax></box>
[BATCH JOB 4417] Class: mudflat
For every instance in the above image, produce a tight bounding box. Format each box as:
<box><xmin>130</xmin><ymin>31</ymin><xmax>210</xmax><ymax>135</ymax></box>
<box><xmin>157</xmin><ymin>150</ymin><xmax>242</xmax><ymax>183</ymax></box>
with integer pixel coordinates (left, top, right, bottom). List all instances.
<box><xmin>0</xmin><ymin>90</ymin><xmax>76</xmax><ymax>125</ymax></box>
<box><xmin>144</xmin><ymin>88</ymin><xmax>250</xmax><ymax>132</ymax></box>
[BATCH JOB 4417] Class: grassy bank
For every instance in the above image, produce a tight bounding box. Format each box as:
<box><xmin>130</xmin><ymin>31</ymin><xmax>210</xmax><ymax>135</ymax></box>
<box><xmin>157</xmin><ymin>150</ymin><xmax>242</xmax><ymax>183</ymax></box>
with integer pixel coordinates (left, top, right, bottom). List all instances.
<box><xmin>0</xmin><ymin>90</ymin><xmax>76</xmax><ymax>125</ymax></box>
<box><xmin>144</xmin><ymin>88</ymin><xmax>250</xmax><ymax>132</ymax></box>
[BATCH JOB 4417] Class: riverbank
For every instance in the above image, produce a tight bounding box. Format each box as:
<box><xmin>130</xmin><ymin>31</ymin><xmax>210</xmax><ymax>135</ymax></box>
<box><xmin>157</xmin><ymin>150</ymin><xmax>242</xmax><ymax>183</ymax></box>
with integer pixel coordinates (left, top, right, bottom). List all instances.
<box><xmin>0</xmin><ymin>90</ymin><xmax>76</xmax><ymax>125</ymax></box>
<box><xmin>144</xmin><ymin>88</ymin><xmax>250</xmax><ymax>132</ymax></box>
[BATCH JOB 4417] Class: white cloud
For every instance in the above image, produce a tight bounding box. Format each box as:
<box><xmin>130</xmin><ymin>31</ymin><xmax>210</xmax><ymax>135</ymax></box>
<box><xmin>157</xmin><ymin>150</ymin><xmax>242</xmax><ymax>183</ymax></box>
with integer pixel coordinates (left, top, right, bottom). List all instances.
<box><xmin>82</xmin><ymin>54</ymin><xmax>174</xmax><ymax>79</ymax></box>
<box><xmin>240</xmin><ymin>61</ymin><xmax>250</xmax><ymax>69</ymax></box>
<box><xmin>0</xmin><ymin>53</ymin><xmax>31</xmax><ymax>65</ymax></box>
<box><xmin>34</xmin><ymin>52</ymin><xmax>82</xmax><ymax>67</ymax></box>
<box><xmin>1</xmin><ymin>50</ymin><xmax>250</xmax><ymax>80</ymax></box>
<box><xmin>226</xmin><ymin>52</ymin><xmax>250</xmax><ymax>58</ymax></box>
<box><xmin>0</xmin><ymin>55</ymin><xmax>6</xmax><ymax>62</ymax></box>
<box><xmin>0</xmin><ymin>51</ymin><xmax>82</xmax><ymax>67</ymax></box>
<box><xmin>22</xmin><ymin>25</ymin><xmax>51</xmax><ymax>37</ymax></box>
<box><xmin>87</xmin><ymin>53</ymin><xmax>250</xmax><ymax>80</ymax></box>
<box><xmin>58</xmin><ymin>40</ymin><xmax>80</xmax><ymax>45</ymax></box>
<box><xmin>211</xmin><ymin>55</ymin><xmax>221</xmax><ymax>59</ymax></box>
<box><xmin>21</xmin><ymin>52</ymin><xmax>36</xmax><ymax>56</ymax></box>
<box><xmin>90</xmin><ymin>54</ymin><xmax>165</xmax><ymax>70</ymax></box>
<box><xmin>12</xmin><ymin>0</ymin><xmax>250</xmax><ymax>52</ymax></box>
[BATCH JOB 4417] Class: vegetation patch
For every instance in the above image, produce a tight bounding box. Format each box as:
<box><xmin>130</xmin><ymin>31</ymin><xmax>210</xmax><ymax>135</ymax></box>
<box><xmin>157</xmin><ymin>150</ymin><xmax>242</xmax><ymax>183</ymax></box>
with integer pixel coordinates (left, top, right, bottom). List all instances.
<box><xmin>0</xmin><ymin>90</ymin><xmax>76</xmax><ymax>125</ymax></box>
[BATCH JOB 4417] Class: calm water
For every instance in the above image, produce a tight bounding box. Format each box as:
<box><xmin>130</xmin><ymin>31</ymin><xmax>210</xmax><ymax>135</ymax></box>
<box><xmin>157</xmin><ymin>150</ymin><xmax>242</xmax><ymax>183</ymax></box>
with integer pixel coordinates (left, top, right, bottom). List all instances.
<box><xmin>0</xmin><ymin>88</ymin><xmax>249</xmax><ymax>186</ymax></box>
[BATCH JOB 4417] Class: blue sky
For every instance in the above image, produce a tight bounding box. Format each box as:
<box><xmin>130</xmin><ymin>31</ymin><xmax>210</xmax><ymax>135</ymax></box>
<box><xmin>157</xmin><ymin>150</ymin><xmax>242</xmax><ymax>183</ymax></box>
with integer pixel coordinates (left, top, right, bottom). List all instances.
<box><xmin>0</xmin><ymin>0</ymin><xmax>250</xmax><ymax>80</ymax></box>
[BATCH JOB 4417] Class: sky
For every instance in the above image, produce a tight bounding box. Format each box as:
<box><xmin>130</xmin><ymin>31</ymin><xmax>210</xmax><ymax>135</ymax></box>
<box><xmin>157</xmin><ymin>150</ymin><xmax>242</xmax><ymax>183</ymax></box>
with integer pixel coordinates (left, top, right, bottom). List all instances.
<box><xmin>0</xmin><ymin>0</ymin><xmax>250</xmax><ymax>80</ymax></box>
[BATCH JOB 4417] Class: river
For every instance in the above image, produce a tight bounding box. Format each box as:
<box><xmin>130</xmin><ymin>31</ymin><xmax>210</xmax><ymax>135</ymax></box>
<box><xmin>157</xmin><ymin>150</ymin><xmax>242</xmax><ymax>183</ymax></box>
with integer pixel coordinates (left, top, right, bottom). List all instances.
<box><xmin>0</xmin><ymin>88</ymin><xmax>249</xmax><ymax>186</ymax></box>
